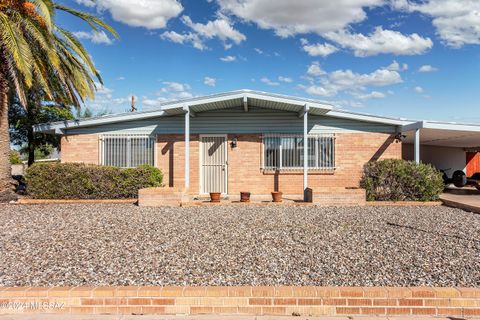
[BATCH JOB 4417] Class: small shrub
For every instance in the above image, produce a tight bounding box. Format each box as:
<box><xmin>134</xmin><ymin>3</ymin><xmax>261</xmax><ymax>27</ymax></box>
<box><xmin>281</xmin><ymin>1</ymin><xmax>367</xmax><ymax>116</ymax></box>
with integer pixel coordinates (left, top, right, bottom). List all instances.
<box><xmin>10</xmin><ymin>150</ymin><xmax>22</xmax><ymax>165</ymax></box>
<box><xmin>25</xmin><ymin>163</ymin><xmax>163</xmax><ymax>199</ymax></box>
<box><xmin>361</xmin><ymin>159</ymin><xmax>444</xmax><ymax>201</ymax></box>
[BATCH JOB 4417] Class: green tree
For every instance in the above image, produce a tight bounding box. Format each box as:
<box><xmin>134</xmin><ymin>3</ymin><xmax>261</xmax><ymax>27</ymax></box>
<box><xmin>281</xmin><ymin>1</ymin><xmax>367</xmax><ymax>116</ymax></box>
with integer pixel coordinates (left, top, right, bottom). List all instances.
<box><xmin>9</xmin><ymin>88</ymin><xmax>74</xmax><ymax>166</ymax></box>
<box><xmin>76</xmin><ymin>107</ymin><xmax>111</xmax><ymax>119</ymax></box>
<box><xmin>0</xmin><ymin>1</ymin><xmax>117</xmax><ymax>199</ymax></box>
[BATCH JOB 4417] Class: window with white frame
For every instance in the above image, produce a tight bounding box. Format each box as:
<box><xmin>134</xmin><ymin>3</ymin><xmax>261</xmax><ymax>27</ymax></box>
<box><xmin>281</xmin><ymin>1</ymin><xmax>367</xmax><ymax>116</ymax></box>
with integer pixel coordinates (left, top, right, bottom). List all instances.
<box><xmin>101</xmin><ymin>134</ymin><xmax>155</xmax><ymax>168</ymax></box>
<box><xmin>263</xmin><ymin>134</ymin><xmax>335</xmax><ymax>170</ymax></box>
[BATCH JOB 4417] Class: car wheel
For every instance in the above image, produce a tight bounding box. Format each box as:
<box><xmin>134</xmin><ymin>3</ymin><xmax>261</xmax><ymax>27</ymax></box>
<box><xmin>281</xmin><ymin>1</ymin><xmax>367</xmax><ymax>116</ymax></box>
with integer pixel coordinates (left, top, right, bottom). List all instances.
<box><xmin>452</xmin><ymin>170</ymin><xmax>467</xmax><ymax>188</ymax></box>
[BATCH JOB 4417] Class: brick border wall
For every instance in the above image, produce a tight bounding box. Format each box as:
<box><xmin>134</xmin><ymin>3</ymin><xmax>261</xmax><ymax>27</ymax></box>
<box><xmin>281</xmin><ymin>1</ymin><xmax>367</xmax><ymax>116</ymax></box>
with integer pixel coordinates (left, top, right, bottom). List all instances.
<box><xmin>0</xmin><ymin>286</ymin><xmax>478</xmax><ymax>317</ymax></box>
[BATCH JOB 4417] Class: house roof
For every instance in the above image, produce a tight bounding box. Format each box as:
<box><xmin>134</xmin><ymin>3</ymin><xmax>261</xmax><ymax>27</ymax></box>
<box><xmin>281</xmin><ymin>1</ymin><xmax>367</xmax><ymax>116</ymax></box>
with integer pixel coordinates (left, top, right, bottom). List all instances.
<box><xmin>33</xmin><ymin>89</ymin><xmax>411</xmax><ymax>134</ymax></box>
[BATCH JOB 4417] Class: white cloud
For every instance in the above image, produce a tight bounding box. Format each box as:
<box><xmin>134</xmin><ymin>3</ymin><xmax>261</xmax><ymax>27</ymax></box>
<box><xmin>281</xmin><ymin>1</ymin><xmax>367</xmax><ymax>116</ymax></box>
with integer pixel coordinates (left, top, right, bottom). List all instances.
<box><xmin>94</xmin><ymin>82</ymin><xmax>113</xmax><ymax>96</ymax></box>
<box><xmin>142</xmin><ymin>81</ymin><xmax>194</xmax><ymax>107</ymax></box>
<box><xmin>204</xmin><ymin>77</ymin><xmax>217</xmax><ymax>87</ymax></box>
<box><xmin>116</xmin><ymin>76</ymin><xmax>126</xmax><ymax>81</ymax></box>
<box><xmin>386</xmin><ymin>61</ymin><xmax>400</xmax><ymax>71</ymax></box>
<box><xmin>216</xmin><ymin>0</ymin><xmax>384</xmax><ymax>37</ymax></box>
<box><xmin>394</xmin><ymin>0</ymin><xmax>480</xmax><ymax>48</ymax></box>
<box><xmin>301</xmin><ymin>61</ymin><xmax>403</xmax><ymax>97</ymax></box>
<box><xmin>260</xmin><ymin>77</ymin><xmax>280</xmax><ymax>86</ymax></box>
<box><xmin>220</xmin><ymin>55</ymin><xmax>236</xmax><ymax>62</ymax></box>
<box><xmin>386</xmin><ymin>61</ymin><xmax>408</xmax><ymax>71</ymax></box>
<box><xmin>357</xmin><ymin>91</ymin><xmax>386</xmax><ymax>99</ymax></box>
<box><xmin>278</xmin><ymin>76</ymin><xmax>293</xmax><ymax>83</ymax></box>
<box><xmin>84</xmin><ymin>82</ymin><xmax>134</xmax><ymax>112</ymax></box>
<box><xmin>158</xmin><ymin>82</ymin><xmax>192</xmax><ymax>99</ymax></box>
<box><xmin>75</xmin><ymin>0</ymin><xmax>183</xmax><ymax>29</ymax></box>
<box><xmin>325</xmin><ymin>27</ymin><xmax>433</xmax><ymax>57</ymax></box>
<box><xmin>160</xmin><ymin>31</ymin><xmax>206</xmax><ymax>50</ymax></box>
<box><xmin>73</xmin><ymin>30</ymin><xmax>113</xmax><ymax>45</ymax></box>
<box><xmin>181</xmin><ymin>15</ymin><xmax>246</xmax><ymax>46</ymax></box>
<box><xmin>418</xmin><ymin>64</ymin><xmax>439</xmax><ymax>72</ymax></box>
<box><xmin>254</xmin><ymin>48</ymin><xmax>264</xmax><ymax>54</ymax></box>
<box><xmin>302</xmin><ymin>41</ymin><xmax>338</xmax><ymax>57</ymax></box>
<box><xmin>414</xmin><ymin>86</ymin><xmax>424</xmax><ymax>93</ymax></box>
<box><xmin>306</xmin><ymin>61</ymin><xmax>326</xmax><ymax>77</ymax></box>
<box><xmin>160</xmin><ymin>15</ymin><xmax>245</xmax><ymax>50</ymax></box>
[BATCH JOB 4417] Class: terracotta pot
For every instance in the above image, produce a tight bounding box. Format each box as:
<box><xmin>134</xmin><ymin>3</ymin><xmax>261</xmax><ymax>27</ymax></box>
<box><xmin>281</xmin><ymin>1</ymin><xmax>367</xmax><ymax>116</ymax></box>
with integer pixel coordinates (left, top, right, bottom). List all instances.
<box><xmin>271</xmin><ymin>191</ymin><xmax>283</xmax><ymax>203</ymax></box>
<box><xmin>210</xmin><ymin>192</ymin><xmax>221</xmax><ymax>203</ymax></box>
<box><xmin>240</xmin><ymin>192</ymin><xmax>251</xmax><ymax>202</ymax></box>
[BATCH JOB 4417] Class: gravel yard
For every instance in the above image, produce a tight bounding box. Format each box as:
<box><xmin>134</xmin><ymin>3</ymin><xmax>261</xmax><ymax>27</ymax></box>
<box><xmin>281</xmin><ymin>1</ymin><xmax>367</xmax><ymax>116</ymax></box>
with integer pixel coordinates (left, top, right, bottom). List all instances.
<box><xmin>0</xmin><ymin>204</ymin><xmax>478</xmax><ymax>287</ymax></box>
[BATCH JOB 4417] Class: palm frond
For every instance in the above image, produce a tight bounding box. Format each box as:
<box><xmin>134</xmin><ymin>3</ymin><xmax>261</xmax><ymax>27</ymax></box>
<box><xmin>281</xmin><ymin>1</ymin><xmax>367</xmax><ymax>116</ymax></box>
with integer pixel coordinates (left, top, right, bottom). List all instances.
<box><xmin>31</xmin><ymin>56</ymin><xmax>53</xmax><ymax>99</ymax></box>
<box><xmin>55</xmin><ymin>27</ymin><xmax>101</xmax><ymax>83</ymax></box>
<box><xmin>29</xmin><ymin>0</ymin><xmax>54</xmax><ymax>31</ymax></box>
<box><xmin>21</xmin><ymin>16</ymin><xmax>60</xmax><ymax>68</ymax></box>
<box><xmin>54</xmin><ymin>4</ymin><xmax>119</xmax><ymax>38</ymax></box>
<box><xmin>4</xmin><ymin>55</ymin><xmax>27</xmax><ymax>106</ymax></box>
<box><xmin>0</xmin><ymin>12</ymin><xmax>33</xmax><ymax>87</ymax></box>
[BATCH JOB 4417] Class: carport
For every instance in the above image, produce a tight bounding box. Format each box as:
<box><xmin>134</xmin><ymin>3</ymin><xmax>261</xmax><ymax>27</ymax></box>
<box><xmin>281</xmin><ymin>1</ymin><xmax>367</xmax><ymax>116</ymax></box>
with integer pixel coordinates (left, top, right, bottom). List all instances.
<box><xmin>402</xmin><ymin>121</ymin><xmax>480</xmax><ymax>176</ymax></box>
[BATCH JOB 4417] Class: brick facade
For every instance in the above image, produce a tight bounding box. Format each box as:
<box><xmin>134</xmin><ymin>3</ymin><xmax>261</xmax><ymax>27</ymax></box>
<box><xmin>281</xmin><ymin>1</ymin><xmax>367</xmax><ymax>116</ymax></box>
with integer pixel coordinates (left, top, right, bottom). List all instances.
<box><xmin>0</xmin><ymin>286</ymin><xmax>478</xmax><ymax>317</ymax></box>
<box><xmin>59</xmin><ymin>132</ymin><xmax>401</xmax><ymax>196</ymax></box>
<box><xmin>60</xmin><ymin>134</ymin><xmax>99</xmax><ymax>164</ymax></box>
<box><xmin>157</xmin><ymin>133</ymin><xmax>401</xmax><ymax>194</ymax></box>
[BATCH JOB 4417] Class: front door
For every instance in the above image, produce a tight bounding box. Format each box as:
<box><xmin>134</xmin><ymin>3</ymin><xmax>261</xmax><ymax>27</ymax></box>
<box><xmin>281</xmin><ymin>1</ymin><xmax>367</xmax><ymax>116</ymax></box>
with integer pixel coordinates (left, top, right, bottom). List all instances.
<box><xmin>200</xmin><ymin>135</ymin><xmax>228</xmax><ymax>194</ymax></box>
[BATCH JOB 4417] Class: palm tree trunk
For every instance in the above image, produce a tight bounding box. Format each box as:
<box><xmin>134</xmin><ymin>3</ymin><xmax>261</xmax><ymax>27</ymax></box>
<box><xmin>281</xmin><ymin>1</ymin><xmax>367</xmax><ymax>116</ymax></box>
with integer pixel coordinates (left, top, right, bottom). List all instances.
<box><xmin>0</xmin><ymin>71</ymin><xmax>17</xmax><ymax>201</ymax></box>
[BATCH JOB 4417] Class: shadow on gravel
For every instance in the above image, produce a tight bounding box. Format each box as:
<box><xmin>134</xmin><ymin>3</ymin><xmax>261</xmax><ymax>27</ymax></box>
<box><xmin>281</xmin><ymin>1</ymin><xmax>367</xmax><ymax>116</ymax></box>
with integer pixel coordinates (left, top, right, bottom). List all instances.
<box><xmin>386</xmin><ymin>222</ymin><xmax>479</xmax><ymax>244</ymax></box>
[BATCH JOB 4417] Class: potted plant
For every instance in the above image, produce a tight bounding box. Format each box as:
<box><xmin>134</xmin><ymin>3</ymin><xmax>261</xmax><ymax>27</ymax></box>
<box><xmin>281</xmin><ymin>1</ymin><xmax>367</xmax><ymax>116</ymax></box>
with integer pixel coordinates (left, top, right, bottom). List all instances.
<box><xmin>271</xmin><ymin>191</ymin><xmax>282</xmax><ymax>202</ymax></box>
<box><xmin>240</xmin><ymin>191</ymin><xmax>251</xmax><ymax>202</ymax></box>
<box><xmin>210</xmin><ymin>192</ymin><xmax>221</xmax><ymax>203</ymax></box>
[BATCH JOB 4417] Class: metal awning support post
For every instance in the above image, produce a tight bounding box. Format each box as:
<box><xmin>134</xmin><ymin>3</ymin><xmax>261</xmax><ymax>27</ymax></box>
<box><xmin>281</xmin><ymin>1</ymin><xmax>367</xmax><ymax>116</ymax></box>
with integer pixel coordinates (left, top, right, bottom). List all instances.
<box><xmin>302</xmin><ymin>105</ymin><xmax>310</xmax><ymax>201</ymax></box>
<box><xmin>183</xmin><ymin>105</ymin><xmax>190</xmax><ymax>190</ymax></box>
<box><xmin>414</xmin><ymin>128</ymin><xmax>420</xmax><ymax>164</ymax></box>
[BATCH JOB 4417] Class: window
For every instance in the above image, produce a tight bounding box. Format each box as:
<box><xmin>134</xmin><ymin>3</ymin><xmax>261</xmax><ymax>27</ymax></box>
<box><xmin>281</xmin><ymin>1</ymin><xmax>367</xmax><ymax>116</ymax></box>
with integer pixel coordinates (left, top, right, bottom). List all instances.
<box><xmin>263</xmin><ymin>134</ymin><xmax>335</xmax><ymax>170</ymax></box>
<box><xmin>101</xmin><ymin>134</ymin><xmax>155</xmax><ymax>168</ymax></box>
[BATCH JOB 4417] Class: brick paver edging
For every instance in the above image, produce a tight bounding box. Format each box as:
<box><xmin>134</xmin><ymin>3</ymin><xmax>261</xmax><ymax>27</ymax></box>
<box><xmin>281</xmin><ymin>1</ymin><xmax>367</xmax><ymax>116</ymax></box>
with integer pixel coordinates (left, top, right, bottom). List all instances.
<box><xmin>15</xmin><ymin>199</ymin><xmax>137</xmax><ymax>205</ymax></box>
<box><xmin>0</xmin><ymin>287</ymin><xmax>479</xmax><ymax>317</ymax></box>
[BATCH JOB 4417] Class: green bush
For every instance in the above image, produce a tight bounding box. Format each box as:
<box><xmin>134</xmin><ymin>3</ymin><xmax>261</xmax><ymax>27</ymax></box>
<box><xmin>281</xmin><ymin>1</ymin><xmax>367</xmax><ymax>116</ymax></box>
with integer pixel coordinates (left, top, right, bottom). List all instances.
<box><xmin>25</xmin><ymin>163</ymin><xmax>163</xmax><ymax>199</ymax></box>
<box><xmin>10</xmin><ymin>150</ymin><xmax>22</xmax><ymax>165</ymax></box>
<box><xmin>360</xmin><ymin>159</ymin><xmax>444</xmax><ymax>201</ymax></box>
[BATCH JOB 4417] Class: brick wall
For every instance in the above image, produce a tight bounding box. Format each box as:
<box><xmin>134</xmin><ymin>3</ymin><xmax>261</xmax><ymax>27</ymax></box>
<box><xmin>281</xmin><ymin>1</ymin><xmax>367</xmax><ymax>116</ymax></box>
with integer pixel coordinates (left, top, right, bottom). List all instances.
<box><xmin>60</xmin><ymin>134</ymin><xmax>99</xmax><ymax>164</ymax></box>
<box><xmin>0</xmin><ymin>286</ymin><xmax>478</xmax><ymax>317</ymax></box>
<box><xmin>156</xmin><ymin>134</ymin><xmax>199</xmax><ymax>193</ymax></box>
<box><xmin>157</xmin><ymin>133</ymin><xmax>401</xmax><ymax>194</ymax></box>
<box><xmin>59</xmin><ymin>132</ymin><xmax>401</xmax><ymax>195</ymax></box>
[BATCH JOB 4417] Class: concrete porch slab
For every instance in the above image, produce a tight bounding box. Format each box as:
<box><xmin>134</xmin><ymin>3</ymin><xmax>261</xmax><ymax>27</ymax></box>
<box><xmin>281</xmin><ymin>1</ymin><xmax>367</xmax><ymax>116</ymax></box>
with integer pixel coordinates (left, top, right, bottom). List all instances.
<box><xmin>440</xmin><ymin>187</ymin><xmax>480</xmax><ymax>214</ymax></box>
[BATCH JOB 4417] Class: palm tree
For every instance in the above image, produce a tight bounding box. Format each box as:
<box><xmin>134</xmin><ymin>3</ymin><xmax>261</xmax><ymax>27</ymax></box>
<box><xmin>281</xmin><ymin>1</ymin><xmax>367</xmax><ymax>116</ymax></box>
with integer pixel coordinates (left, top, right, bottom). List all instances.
<box><xmin>0</xmin><ymin>0</ymin><xmax>117</xmax><ymax>200</ymax></box>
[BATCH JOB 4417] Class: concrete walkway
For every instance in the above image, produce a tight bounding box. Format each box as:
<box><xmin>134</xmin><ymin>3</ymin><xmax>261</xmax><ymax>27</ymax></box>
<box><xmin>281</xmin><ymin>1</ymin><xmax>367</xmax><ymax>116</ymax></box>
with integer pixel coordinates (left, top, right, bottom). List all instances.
<box><xmin>440</xmin><ymin>187</ymin><xmax>480</xmax><ymax>214</ymax></box>
<box><xmin>0</xmin><ymin>315</ymin><xmax>471</xmax><ymax>320</ymax></box>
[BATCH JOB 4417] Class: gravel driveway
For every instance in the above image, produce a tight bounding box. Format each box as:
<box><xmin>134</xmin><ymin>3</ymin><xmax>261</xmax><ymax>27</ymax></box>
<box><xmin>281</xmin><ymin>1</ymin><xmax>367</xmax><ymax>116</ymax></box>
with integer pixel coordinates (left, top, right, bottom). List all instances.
<box><xmin>0</xmin><ymin>204</ymin><xmax>478</xmax><ymax>287</ymax></box>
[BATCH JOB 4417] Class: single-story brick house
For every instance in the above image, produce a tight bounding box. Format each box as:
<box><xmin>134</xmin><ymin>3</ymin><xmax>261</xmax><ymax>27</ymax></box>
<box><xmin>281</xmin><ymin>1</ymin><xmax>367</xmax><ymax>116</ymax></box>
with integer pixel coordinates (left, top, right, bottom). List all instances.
<box><xmin>35</xmin><ymin>90</ymin><xmax>480</xmax><ymax>203</ymax></box>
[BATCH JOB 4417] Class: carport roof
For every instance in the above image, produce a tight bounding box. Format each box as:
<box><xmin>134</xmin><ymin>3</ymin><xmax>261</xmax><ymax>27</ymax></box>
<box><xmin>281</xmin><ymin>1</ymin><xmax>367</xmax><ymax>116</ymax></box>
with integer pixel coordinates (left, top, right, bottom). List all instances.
<box><xmin>402</xmin><ymin>121</ymin><xmax>480</xmax><ymax>148</ymax></box>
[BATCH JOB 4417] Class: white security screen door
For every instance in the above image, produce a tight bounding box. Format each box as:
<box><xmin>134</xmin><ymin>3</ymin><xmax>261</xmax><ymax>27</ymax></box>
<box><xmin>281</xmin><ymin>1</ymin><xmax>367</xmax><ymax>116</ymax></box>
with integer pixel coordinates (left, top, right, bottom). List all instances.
<box><xmin>200</xmin><ymin>135</ymin><xmax>228</xmax><ymax>194</ymax></box>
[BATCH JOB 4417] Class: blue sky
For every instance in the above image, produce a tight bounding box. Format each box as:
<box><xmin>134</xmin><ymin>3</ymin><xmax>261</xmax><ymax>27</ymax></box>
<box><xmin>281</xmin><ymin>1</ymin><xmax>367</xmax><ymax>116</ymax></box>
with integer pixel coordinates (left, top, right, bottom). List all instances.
<box><xmin>59</xmin><ymin>0</ymin><xmax>480</xmax><ymax>122</ymax></box>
